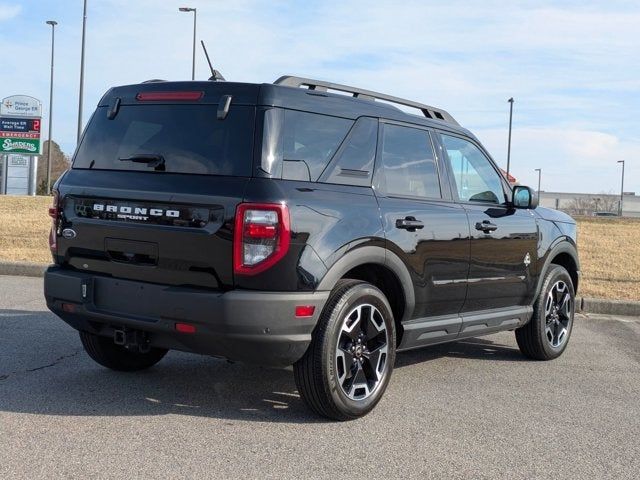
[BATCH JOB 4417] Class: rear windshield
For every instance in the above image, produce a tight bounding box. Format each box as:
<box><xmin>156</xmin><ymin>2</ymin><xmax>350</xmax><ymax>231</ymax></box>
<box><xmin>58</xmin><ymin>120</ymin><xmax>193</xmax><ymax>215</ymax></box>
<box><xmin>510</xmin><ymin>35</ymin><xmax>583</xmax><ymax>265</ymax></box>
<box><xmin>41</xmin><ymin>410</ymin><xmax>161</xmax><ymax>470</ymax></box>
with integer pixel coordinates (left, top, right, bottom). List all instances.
<box><xmin>73</xmin><ymin>105</ymin><xmax>255</xmax><ymax>176</ymax></box>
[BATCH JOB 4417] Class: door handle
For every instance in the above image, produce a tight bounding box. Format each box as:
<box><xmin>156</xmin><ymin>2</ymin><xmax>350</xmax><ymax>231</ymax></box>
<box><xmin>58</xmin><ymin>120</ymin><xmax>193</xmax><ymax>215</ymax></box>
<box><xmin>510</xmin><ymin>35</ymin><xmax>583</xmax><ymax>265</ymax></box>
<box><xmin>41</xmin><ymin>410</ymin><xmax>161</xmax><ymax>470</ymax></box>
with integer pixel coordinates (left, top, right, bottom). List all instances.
<box><xmin>475</xmin><ymin>220</ymin><xmax>498</xmax><ymax>233</ymax></box>
<box><xmin>396</xmin><ymin>217</ymin><xmax>424</xmax><ymax>231</ymax></box>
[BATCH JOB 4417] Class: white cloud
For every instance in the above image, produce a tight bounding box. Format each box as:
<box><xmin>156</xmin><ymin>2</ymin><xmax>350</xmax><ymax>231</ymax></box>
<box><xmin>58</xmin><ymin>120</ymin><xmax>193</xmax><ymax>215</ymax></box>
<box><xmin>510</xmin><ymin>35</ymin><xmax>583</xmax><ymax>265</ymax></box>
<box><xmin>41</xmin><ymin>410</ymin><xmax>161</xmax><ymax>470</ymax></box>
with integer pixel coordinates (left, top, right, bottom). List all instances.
<box><xmin>0</xmin><ymin>3</ymin><xmax>20</xmax><ymax>21</ymax></box>
<box><xmin>476</xmin><ymin>126</ymin><xmax>638</xmax><ymax>193</ymax></box>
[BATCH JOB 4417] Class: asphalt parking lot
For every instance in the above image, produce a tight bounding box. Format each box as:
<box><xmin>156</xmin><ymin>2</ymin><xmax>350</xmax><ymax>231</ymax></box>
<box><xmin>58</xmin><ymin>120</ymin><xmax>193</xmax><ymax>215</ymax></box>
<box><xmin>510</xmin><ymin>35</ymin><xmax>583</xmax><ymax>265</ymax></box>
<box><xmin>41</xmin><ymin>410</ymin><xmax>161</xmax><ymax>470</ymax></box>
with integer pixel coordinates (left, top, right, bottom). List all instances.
<box><xmin>1</xmin><ymin>275</ymin><xmax>639</xmax><ymax>479</ymax></box>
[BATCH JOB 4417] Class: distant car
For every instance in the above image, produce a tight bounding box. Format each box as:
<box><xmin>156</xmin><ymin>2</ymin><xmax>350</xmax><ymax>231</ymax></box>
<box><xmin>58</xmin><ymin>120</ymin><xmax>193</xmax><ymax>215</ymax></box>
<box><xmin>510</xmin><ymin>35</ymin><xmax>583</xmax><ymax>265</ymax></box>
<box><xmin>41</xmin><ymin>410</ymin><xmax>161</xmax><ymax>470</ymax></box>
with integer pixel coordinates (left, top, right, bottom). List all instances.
<box><xmin>592</xmin><ymin>212</ymin><xmax>618</xmax><ymax>217</ymax></box>
<box><xmin>45</xmin><ymin>75</ymin><xmax>580</xmax><ymax>420</ymax></box>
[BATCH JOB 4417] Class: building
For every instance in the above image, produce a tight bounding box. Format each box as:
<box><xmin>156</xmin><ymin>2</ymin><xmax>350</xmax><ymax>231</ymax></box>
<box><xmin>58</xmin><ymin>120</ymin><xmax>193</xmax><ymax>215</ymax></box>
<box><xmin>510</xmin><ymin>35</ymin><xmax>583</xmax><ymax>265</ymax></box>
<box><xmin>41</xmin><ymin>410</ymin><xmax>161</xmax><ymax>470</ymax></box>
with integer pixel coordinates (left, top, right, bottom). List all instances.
<box><xmin>539</xmin><ymin>191</ymin><xmax>640</xmax><ymax>217</ymax></box>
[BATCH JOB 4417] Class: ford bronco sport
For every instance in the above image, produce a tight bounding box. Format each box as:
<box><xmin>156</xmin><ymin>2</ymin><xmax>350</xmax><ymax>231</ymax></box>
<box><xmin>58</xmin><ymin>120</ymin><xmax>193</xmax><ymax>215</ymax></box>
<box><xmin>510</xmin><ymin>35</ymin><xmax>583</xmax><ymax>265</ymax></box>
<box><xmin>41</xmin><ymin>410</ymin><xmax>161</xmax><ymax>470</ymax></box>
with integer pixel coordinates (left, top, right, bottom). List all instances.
<box><xmin>45</xmin><ymin>76</ymin><xmax>579</xmax><ymax>420</ymax></box>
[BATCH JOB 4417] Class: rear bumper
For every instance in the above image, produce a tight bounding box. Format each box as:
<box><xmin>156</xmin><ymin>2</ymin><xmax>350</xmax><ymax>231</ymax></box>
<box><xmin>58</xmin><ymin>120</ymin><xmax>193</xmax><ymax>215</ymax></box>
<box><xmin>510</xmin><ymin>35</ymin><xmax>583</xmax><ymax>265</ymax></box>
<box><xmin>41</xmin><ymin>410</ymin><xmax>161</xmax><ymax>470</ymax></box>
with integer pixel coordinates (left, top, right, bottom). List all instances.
<box><xmin>44</xmin><ymin>266</ymin><xmax>329</xmax><ymax>366</ymax></box>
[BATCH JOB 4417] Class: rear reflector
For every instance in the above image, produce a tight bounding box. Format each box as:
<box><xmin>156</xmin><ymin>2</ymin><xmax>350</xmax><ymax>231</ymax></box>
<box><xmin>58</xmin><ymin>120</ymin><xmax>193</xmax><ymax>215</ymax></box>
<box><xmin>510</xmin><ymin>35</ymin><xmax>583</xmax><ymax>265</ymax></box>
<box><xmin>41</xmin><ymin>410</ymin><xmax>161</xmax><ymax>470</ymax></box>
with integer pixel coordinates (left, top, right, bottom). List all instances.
<box><xmin>61</xmin><ymin>303</ymin><xmax>76</xmax><ymax>313</ymax></box>
<box><xmin>136</xmin><ymin>91</ymin><xmax>203</xmax><ymax>101</ymax></box>
<box><xmin>175</xmin><ymin>323</ymin><xmax>197</xmax><ymax>334</ymax></box>
<box><xmin>48</xmin><ymin>190</ymin><xmax>60</xmax><ymax>252</ymax></box>
<box><xmin>295</xmin><ymin>305</ymin><xmax>315</xmax><ymax>318</ymax></box>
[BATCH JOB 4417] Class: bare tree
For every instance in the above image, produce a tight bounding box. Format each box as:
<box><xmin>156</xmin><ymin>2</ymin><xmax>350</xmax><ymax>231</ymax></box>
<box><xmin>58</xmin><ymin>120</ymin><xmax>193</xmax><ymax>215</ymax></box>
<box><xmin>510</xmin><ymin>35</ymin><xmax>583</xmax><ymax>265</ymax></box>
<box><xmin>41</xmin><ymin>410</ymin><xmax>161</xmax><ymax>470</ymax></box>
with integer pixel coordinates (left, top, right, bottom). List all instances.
<box><xmin>37</xmin><ymin>140</ymin><xmax>70</xmax><ymax>194</ymax></box>
<box><xmin>595</xmin><ymin>194</ymin><xmax>618</xmax><ymax>214</ymax></box>
<box><xmin>566</xmin><ymin>193</ymin><xmax>618</xmax><ymax>216</ymax></box>
<box><xmin>566</xmin><ymin>197</ymin><xmax>593</xmax><ymax>216</ymax></box>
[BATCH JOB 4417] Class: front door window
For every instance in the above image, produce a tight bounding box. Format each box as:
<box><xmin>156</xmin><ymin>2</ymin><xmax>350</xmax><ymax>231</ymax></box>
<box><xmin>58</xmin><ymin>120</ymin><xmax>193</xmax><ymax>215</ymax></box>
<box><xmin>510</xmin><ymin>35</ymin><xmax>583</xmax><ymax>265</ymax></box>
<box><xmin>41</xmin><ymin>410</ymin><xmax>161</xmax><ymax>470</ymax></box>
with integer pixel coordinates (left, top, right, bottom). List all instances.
<box><xmin>441</xmin><ymin>135</ymin><xmax>505</xmax><ymax>204</ymax></box>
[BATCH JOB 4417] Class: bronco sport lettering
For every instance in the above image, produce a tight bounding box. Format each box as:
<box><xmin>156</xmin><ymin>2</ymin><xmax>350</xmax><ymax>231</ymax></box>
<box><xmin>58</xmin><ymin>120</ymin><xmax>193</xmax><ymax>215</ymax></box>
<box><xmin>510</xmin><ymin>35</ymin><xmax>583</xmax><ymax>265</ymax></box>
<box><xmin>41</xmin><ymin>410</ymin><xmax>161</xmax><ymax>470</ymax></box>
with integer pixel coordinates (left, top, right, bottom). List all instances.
<box><xmin>92</xmin><ymin>204</ymin><xmax>180</xmax><ymax>218</ymax></box>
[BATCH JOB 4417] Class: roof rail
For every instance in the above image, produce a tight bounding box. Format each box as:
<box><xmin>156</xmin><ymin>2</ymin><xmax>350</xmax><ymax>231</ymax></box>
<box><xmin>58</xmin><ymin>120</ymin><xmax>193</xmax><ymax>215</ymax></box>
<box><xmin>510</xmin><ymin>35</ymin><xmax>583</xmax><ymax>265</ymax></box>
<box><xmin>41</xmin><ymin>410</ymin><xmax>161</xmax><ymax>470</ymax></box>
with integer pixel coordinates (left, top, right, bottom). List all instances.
<box><xmin>274</xmin><ymin>75</ymin><xmax>459</xmax><ymax>126</ymax></box>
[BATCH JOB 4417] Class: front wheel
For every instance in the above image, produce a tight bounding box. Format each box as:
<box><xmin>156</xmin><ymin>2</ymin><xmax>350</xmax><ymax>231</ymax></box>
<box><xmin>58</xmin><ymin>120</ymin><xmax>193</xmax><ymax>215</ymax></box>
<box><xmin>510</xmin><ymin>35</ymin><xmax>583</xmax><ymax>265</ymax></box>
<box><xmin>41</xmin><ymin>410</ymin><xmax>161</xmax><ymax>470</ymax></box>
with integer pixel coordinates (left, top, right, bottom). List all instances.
<box><xmin>294</xmin><ymin>280</ymin><xmax>396</xmax><ymax>421</ymax></box>
<box><xmin>516</xmin><ymin>265</ymin><xmax>575</xmax><ymax>360</ymax></box>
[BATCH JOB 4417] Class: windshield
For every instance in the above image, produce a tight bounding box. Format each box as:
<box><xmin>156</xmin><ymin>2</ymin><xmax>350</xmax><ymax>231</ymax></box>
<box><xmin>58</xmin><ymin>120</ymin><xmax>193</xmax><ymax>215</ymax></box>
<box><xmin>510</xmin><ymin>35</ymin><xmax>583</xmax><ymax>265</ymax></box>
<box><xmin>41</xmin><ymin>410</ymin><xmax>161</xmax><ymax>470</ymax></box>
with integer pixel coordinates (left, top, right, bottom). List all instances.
<box><xmin>73</xmin><ymin>104</ymin><xmax>255</xmax><ymax>176</ymax></box>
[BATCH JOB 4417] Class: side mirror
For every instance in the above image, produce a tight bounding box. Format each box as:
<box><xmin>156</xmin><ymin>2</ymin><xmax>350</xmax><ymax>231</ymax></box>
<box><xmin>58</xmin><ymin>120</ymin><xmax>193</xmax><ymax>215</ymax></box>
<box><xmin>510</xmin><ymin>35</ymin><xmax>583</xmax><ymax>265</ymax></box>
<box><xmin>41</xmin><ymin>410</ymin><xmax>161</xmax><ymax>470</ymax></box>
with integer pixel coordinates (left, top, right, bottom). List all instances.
<box><xmin>512</xmin><ymin>185</ymin><xmax>538</xmax><ymax>209</ymax></box>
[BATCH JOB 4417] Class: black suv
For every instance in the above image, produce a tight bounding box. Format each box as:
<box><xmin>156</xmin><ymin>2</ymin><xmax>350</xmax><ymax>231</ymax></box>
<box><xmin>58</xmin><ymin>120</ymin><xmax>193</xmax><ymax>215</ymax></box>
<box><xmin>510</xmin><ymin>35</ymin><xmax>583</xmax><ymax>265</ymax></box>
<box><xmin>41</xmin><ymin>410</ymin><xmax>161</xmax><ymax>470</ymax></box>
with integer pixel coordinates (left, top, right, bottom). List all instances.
<box><xmin>45</xmin><ymin>76</ymin><xmax>579</xmax><ymax>420</ymax></box>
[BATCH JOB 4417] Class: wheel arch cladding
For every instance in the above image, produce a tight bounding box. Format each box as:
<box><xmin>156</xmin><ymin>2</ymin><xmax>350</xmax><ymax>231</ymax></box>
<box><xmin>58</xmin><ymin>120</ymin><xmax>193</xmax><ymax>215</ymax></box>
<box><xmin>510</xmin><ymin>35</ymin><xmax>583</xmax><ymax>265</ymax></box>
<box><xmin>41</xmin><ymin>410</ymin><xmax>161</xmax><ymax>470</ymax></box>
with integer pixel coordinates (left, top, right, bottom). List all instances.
<box><xmin>316</xmin><ymin>246</ymin><xmax>415</xmax><ymax>338</ymax></box>
<box><xmin>550</xmin><ymin>251</ymin><xmax>579</xmax><ymax>293</ymax></box>
<box><xmin>538</xmin><ymin>241</ymin><xmax>580</xmax><ymax>296</ymax></box>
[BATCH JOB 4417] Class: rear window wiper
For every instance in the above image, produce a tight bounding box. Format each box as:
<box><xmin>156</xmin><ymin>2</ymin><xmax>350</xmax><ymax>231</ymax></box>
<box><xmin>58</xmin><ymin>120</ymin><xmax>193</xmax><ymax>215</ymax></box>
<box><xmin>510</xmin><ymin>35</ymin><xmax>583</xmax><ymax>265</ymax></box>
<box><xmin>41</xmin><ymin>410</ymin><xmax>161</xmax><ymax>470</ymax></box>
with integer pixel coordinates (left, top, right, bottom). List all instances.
<box><xmin>119</xmin><ymin>154</ymin><xmax>165</xmax><ymax>171</ymax></box>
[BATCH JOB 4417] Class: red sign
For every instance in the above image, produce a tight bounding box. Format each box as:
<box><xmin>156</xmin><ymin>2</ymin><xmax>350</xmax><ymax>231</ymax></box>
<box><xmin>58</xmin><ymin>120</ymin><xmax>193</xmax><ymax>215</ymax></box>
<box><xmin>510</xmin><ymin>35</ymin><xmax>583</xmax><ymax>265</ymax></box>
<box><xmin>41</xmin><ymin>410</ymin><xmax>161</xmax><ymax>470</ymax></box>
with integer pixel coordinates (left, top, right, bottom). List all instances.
<box><xmin>0</xmin><ymin>131</ymin><xmax>39</xmax><ymax>139</ymax></box>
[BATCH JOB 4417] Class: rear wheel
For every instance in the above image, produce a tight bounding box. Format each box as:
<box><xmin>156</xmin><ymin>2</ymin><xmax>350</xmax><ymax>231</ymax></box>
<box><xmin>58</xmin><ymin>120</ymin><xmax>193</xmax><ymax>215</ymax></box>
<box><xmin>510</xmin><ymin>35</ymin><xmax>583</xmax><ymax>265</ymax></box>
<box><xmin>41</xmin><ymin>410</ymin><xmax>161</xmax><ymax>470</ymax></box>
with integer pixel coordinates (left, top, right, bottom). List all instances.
<box><xmin>516</xmin><ymin>265</ymin><xmax>575</xmax><ymax>360</ymax></box>
<box><xmin>294</xmin><ymin>280</ymin><xmax>396</xmax><ymax>421</ymax></box>
<box><xmin>79</xmin><ymin>331</ymin><xmax>167</xmax><ymax>371</ymax></box>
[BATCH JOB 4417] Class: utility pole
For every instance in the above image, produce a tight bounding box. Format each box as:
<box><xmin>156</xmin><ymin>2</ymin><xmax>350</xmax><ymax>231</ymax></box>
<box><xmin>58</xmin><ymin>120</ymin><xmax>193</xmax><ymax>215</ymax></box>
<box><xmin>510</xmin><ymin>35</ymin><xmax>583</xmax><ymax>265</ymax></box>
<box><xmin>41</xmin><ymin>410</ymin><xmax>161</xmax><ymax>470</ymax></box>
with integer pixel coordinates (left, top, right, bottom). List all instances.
<box><xmin>179</xmin><ymin>7</ymin><xmax>197</xmax><ymax>80</ymax></box>
<box><xmin>46</xmin><ymin>20</ymin><xmax>57</xmax><ymax>194</ymax></box>
<box><xmin>77</xmin><ymin>0</ymin><xmax>88</xmax><ymax>143</ymax></box>
<box><xmin>618</xmin><ymin>160</ymin><xmax>625</xmax><ymax>216</ymax></box>
<box><xmin>534</xmin><ymin>168</ymin><xmax>541</xmax><ymax>199</ymax></box>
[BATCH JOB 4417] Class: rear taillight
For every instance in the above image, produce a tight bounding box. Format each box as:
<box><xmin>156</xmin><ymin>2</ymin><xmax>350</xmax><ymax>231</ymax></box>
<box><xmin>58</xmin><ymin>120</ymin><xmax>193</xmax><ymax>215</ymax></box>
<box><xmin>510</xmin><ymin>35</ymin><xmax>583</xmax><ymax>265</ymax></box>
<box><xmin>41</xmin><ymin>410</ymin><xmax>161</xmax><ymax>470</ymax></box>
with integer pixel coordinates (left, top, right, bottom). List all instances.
<box><xmin>48</xmin><ymin>191</ymin><xmax>60</xmax><ymax>252</ymax></box>
<box><xmin>233</xmin><ymin>203</ymin><xmax>290</xmax><ymax>275</ymax></box>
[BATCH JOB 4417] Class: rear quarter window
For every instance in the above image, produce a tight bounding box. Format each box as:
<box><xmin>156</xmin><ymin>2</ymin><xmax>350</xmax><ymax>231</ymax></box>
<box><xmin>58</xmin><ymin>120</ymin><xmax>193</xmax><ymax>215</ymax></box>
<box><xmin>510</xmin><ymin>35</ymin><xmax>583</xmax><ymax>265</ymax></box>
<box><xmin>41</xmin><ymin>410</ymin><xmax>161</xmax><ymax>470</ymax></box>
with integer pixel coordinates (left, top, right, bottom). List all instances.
<box><xmin>73</xmin><ymin>105</ymin><xmax>255</xmax><ymax>176</ymax></box>
<box><xmin>281</xmin><ymin>110</ymin><xmax>353</xmax><ymax>181</ymax></box>
<box><xmin>320</xmin><ymin>117</ymin><xmax>378</xmax><ymax>187</ymax></box>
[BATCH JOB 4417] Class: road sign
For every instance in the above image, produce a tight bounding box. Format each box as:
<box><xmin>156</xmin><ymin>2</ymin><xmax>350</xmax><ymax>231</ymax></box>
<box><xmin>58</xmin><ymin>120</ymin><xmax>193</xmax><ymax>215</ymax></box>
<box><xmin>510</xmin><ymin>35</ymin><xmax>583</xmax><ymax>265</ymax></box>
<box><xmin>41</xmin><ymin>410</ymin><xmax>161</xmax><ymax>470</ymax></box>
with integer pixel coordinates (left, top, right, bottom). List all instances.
<box><xmin>0</xmin><ymin>117</ymin><xmax>41</xmax><ymax>133</ymax></box>
<box><xmin>1</xmin><ymin>95</ymin><xmax>42</xmax><ymax>117</ymax></box>
<box><xmin>1</xmin><ymin>138</ymin><xmax>40</xmax><ymax>154</ymax></box>
<box><xmin>0</xmin><ymin>96</ymin><xmax>42</xmax><ymax>156</ymax></box>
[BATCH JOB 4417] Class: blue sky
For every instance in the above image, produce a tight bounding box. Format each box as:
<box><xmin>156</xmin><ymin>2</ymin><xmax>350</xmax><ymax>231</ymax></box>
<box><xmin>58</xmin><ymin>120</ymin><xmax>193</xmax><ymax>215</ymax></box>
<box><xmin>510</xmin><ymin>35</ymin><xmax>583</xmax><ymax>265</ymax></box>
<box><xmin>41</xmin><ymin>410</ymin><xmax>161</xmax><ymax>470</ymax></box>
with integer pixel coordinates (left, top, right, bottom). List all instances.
<box><xmin>0</xmin><ymin>0</ymin><xmax>638</xmax><ymax>193</ymax></box>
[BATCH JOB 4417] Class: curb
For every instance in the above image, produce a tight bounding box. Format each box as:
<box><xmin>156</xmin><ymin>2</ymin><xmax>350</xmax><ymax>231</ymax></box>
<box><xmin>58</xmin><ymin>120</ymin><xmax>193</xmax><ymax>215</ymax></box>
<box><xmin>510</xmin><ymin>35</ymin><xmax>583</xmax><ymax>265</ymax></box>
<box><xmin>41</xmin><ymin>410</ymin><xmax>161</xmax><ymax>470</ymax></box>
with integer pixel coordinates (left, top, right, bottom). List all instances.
<box><xmin>1</xmin><ymin>261</ymin><xmax>639</xmax><ymax>317</ymax></box>
<box><xmin>579</xmin><ymin>297</ymin><xmax>640</xmax><ymax>317</ymax></box>
<box><xmin>0</xmin><ymin>261</ymin><xmax>47</xmax><ymax>278</ymax></box>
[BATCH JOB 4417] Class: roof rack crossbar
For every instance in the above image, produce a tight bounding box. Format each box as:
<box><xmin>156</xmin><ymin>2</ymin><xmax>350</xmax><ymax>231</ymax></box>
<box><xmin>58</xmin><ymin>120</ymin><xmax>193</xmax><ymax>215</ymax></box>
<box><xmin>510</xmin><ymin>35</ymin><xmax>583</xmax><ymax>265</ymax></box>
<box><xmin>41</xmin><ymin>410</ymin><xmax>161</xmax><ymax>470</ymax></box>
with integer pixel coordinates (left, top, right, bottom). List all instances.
<box><xmin>274</xmin><ymin>75</ymin><xmax>459</xmax><ymax>126</ymax></box>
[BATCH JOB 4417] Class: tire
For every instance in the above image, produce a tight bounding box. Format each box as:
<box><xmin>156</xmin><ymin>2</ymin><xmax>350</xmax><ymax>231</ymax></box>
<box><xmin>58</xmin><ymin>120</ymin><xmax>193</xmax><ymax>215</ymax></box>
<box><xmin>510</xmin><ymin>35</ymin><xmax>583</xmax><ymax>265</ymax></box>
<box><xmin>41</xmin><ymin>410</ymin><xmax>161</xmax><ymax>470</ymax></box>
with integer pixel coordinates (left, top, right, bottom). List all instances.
<box><xmin>79</xmin><ymin>331</ymin><xmax>168</xmax><ymax>372</ymax></box>
<box><xmin>293</xmin><ymin>280</ymin><xmax>396</xmax><ymax>421</ymax></box>
<box><xmin>516</xmin><ymin>265</ymin><xmax>575</xmax><ymax>360</ymax></box>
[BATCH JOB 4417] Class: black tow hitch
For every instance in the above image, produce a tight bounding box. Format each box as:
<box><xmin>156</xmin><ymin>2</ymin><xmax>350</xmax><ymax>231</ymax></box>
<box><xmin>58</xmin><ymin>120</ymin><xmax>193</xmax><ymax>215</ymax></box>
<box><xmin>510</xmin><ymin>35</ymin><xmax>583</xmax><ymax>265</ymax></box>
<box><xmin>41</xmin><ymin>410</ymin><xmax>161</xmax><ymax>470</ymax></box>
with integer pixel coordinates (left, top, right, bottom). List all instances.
<box><xmin>113</xmin><ymin>328</ymin><xmax>151</xmax><ymax>353</ymax></box>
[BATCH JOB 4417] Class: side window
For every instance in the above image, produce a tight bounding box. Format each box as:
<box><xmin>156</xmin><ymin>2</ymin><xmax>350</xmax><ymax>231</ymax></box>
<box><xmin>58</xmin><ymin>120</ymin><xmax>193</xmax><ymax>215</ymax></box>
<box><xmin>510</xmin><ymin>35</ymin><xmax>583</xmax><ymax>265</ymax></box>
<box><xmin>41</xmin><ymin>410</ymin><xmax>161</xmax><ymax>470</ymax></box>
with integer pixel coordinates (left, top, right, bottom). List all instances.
<box><xmin>282</xmin><ymin>110</ymin><xmax>353</xmax><ymax>181</ymax></box>
<box><xmin>441</xmin><ymin>135</ymin><xmax>506</xmax><ymax>204</ymax></box>
<box><xmin>321</xmin><ymin>117</ymin><xmax>377</xmax><ymax>187</ymax></box>
<box><xmin>260</xmin><ymin>108</ymin><xmax>284</xmax><ymax>176</ymax></box>
<box><xmin>381</xmin><ymin>124</ymin><xmax>441</xmax><ymax>199</ymax></box>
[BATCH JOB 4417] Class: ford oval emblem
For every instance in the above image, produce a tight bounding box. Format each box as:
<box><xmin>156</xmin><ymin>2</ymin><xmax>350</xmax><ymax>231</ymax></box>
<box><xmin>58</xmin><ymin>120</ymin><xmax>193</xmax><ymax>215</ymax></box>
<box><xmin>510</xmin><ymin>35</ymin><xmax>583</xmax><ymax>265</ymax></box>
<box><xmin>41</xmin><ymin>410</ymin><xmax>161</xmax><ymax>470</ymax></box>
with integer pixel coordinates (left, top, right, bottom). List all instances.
<box><xmin>62</xmin><ymin>228</ymin><xmax>77</xmax><ymax>239</ymax></box>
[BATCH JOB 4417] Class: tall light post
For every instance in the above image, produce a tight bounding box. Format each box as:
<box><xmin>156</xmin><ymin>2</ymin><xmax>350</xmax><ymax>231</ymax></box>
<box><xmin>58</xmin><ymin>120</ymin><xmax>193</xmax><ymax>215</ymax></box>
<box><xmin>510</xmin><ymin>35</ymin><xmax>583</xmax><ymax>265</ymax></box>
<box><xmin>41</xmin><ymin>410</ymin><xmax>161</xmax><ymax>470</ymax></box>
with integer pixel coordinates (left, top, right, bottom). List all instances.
<box><xmin>179</xmin><ymin>7</ymin><xmax>197</xmax><ymax>80</ymax></box>
<box><xmin>45</xmin><ymin>20</ymin><xmax>57</xmax><ymax>195</ymax></box>
<box><xmin>77</xmin><ymin>0</ymin><xmax>88</xmax><ymax>143</ymax></box>
<box><xmin>534</xmin><ymin>168</ymin><xmax>541</xmax><ymax>199</ymax></box>
<box><xmin>506</xmin><ymin>97</ymin><xmax>514</xmax><ymax>177</ymax></box>
<box><xmin>618</xmin><ymin>160</ymin><xmax>625</xmax><ymax>216</ymax></box>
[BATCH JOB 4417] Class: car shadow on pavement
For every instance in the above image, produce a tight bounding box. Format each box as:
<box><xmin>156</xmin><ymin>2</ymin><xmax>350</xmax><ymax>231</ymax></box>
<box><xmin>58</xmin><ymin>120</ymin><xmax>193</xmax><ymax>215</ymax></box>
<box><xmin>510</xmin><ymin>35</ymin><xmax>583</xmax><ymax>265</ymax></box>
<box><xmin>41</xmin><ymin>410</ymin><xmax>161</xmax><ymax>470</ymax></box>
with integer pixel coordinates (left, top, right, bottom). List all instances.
<box><xmin>395</xmin><ymin>337</ymin><xmax>525</xmax><ymax>368</ymax></box>
<box><xmin>1</xmin><ymin>309</ymin><xmax>523</xmax><ymax>423</ymax></box>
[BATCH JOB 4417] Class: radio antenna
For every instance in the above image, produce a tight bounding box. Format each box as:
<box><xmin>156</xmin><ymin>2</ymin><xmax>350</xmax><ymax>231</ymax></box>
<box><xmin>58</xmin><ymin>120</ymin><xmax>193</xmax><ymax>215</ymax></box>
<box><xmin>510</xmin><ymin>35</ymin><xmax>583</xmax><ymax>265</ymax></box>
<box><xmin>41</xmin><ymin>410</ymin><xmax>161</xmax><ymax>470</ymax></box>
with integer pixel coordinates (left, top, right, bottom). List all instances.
<box><xmin>201</xmin><ymin>40</ymin><xmax>226</xmax><ymax>81</ymax></box>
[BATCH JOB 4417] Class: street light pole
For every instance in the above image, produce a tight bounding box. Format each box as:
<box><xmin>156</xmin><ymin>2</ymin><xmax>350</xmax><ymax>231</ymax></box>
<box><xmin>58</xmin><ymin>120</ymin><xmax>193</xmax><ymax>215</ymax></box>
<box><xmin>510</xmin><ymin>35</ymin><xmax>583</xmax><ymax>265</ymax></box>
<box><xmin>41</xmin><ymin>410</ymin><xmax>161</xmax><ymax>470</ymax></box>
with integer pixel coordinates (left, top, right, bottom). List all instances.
<box><xmin>179</xmin><ymin>7</ymin><xmax>197</xmax><ymax>80</ymax></box>
<box><xmin>534</xmin><ymin>168</ymin><xmax>541</xmax><ymax>199</ymax></box>
<box><xmin>618</xmin><ymin>160</ymin><xmax>625</xmax><ymax>216</ymax></box>
<box><xmin>506</xmin><ymin>97</ymin><xmax>514</xmax><ymax>178</ymax></box>
<box><xmin>45</xmin><ymin>20</ymin><xmax>57</xmax><ymax>195</ymax></box>
<box><xmin>77</xmin><ymin>0</ymin><xmax>87</xmax><ymax>143</ymax></box>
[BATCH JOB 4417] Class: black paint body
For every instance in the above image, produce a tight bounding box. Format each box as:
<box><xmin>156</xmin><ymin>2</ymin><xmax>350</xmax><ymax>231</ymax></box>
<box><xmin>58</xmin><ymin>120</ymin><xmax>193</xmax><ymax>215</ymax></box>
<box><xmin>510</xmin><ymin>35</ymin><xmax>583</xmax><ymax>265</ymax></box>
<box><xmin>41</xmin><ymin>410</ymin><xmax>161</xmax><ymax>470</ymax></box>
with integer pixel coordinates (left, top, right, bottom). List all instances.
<box><xmin>45</xmin><ymin>80</ymin><xmax>580</xmax><ymax>365</ymax></box>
